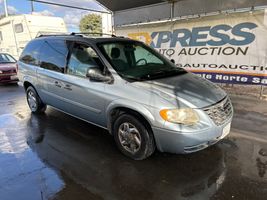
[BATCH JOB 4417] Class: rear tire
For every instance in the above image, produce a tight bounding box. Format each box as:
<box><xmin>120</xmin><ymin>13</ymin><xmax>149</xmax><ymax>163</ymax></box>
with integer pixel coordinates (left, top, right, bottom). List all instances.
<box><xmin>26</xmin><ymin>86</ymin><xmax>46</xmax><ymax>114</ymax></box>
<box><xmin>113</xmin><ymin>114</ymin><xmax>155</xmax><ymax>160</ymax></box>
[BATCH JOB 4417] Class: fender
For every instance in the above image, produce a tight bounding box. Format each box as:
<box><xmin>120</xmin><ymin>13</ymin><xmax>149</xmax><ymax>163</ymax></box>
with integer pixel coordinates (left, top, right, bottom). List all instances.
<box><xmin>18</xmin><ymin>61</ymin><xmax>38</xmax><ymax>88</ymax></box>
<box><xmin>106</xmin><ymin>98</ymin><xmax>156</xmax><ymax>133</ymax></box>
<box><xmin>22</xmin><ymin>75</ymin><xmax>35</xmax><ymax>85</ymax></box>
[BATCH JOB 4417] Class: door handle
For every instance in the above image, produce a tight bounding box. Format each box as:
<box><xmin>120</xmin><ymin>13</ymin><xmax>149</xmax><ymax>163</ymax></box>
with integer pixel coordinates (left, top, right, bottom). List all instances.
<box><xmin>64</xmin><ymin>84</ymin><xmax>72</xmax><ymax>91</ymax></box>
<box><xmin>54</xmin><ymin>81</ymin><xmax>62</xmax><ymax>88</ymax></box>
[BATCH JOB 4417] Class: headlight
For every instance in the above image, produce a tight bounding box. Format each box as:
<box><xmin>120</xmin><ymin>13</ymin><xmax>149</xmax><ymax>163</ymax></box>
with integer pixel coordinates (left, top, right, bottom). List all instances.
<box><xmin>0</xmin><ymin>70</ymin><xmax>2</xmax><ymax>74</ymax></box>
<box><xmin>160</xmin><ymin>108</ymin><xmax>199</xmax><ymax>125</ymax></box>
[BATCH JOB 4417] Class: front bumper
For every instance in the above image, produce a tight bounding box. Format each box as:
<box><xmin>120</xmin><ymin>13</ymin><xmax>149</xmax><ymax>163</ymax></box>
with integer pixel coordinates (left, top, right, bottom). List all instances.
<box><xmin>152</xmin><ymin>117</ymin><xmax>232</xmax><ymax>154</ymax></box>
<box><xmin>0</xmin><ymin>74</ymin><xmax>19</xmax><ymax>83</ymax></box>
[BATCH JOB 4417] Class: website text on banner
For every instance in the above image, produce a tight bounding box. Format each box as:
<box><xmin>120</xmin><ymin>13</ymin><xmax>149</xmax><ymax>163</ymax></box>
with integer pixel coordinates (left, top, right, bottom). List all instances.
<box><xmin>116</xmin><ymin>10</ymin><xmax>267</xmax><ymax>85</ymax></box>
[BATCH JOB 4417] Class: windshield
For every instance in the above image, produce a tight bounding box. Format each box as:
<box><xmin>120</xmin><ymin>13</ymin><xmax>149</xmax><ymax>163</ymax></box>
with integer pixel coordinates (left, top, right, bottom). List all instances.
<box><xmin>98</xmin><ymin>41</ymin><xmax>186</xmax><ymax>81</ymax></box>
<box><xmin>0</xmin><ymin>53</ymin><xmax>16</xmax><ymax>64</ymax></box>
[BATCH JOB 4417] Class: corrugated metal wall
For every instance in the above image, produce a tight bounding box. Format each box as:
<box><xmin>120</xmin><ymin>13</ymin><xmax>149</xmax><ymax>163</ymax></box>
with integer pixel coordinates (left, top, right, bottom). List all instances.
<box><xmin>114</xmin><ymin>3</ymin><xmax>171</xmax><ymax>26</ymax></box>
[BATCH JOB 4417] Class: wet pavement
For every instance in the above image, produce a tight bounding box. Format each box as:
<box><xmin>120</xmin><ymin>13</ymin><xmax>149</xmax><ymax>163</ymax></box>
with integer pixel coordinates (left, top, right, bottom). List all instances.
<box><xmin>0</xmin><ymin>84</ymin><xmax>267</xmax><ymax>200</ymax></box>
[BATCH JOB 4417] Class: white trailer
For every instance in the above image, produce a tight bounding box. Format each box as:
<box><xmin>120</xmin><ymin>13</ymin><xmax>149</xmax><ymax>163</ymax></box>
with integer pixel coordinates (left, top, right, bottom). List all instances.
<box><xmin>101</xmin><ymin>13</ymin><xmax>113</xmax><ymax>35</ymax></box>
<box><xmin>0</xmin><ymin>14</ymin><xmax>68</xmax><ymax>59</ymax></box>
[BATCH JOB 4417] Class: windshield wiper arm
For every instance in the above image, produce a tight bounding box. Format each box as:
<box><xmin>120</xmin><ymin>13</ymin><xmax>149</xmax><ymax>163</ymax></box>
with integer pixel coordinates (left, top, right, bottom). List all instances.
<box><xmin>140</xmin><ymin>68</ymin><xmax>186</xmax><ymax>80</ymax></box>
<box><xmin>118</xmin><ymin>73</ymin><xmax>146</xmax><ymax>82</ymax></box>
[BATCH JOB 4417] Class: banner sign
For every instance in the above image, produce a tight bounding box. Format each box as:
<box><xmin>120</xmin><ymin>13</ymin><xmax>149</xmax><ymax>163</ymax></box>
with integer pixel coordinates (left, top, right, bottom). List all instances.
<box><xmin>116</xmin><ymin>10</ymin><xmax>267</xmax><ymax>85</ymax></box>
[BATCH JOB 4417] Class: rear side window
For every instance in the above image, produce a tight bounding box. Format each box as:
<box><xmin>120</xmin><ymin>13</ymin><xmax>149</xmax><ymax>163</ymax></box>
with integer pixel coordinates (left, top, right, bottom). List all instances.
<box><xmin>14</xmin><ymin>23</ymin><xmax>23</xmax><ymax>33</ymax></box>
<box><xmin>39</xmin><ymin>39</ymin><xmax>68</xmax><ymax>73</ymax></box>
<box><xmin>20</xmin><ymin>40</ymin><xmax>43</xmax><ymax>66</ymax></box>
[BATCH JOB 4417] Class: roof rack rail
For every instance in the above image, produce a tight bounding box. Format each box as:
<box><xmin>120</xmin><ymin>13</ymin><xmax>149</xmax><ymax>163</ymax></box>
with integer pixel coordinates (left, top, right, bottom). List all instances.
<box><xmin>37</xmin><ymin>33</ymin><xmax>77</xmax><ymax>38</ymax></box>
<box><xmin>37</xmin><ymin>34</ymin><xmax>68</xmax><ymax>38</ymax></box>
<box><xmin>36</xmin><ymin>32</ymin><xmax>120</xmax><ymax>38</ymax></box>
<box><xmin>70</xmin><ymin>32</ymin><xmax>117</xmax><ymax>37</ymax></box>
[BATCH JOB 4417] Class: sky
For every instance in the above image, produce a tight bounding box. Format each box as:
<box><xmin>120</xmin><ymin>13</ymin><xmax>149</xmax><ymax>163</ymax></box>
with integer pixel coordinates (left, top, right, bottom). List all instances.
<box><xmin>0</xmin><ymin>0</ymin><xmax>107</xmax><ymax>32</ymax></box>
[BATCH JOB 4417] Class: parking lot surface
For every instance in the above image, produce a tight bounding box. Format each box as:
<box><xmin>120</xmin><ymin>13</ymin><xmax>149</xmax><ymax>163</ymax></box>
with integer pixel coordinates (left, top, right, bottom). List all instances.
<box><xmin>0</xmin><ymin>84</ymin><xmax>267</xmax><ymax>200</ymax></box>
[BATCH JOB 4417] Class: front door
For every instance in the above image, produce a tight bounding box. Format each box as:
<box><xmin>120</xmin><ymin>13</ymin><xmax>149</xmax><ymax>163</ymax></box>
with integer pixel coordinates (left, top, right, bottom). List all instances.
<box><xmin>58</xmin><ymin>42</ymin><xmax>107</xmax><ymax>127</ymax></box>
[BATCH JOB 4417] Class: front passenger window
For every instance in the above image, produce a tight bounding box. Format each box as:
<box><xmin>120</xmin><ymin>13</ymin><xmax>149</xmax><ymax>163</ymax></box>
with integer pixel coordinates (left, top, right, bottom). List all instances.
<box><xmin>67</xmin><ymin>44</ymin><xmax>102</xmax><ymax>78</ymax></box>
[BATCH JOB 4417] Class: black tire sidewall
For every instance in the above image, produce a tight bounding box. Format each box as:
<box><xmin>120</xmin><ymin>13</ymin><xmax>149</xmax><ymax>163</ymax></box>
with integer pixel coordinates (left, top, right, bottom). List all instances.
<box><xmin>26</xmin><ymin>86</ymin><xmax>45</xmax><ymax>113</ymax></box>
<box><xmin>113</xmin><ymin>114</ymin><xmax>154</xmax><ymax>160</ymax></box>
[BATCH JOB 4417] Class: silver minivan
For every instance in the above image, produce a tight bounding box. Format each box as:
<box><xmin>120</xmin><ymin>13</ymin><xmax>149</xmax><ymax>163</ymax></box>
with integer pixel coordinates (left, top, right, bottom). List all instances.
<box><xmin>18</xmin><ymin>34</ymin><xmax>233</xmax><ymax>160</ymax></box>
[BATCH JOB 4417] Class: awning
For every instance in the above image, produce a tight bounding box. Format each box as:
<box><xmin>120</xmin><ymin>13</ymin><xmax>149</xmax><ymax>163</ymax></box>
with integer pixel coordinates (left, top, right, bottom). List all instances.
<box><xmin>97</xmin><ymin>0</ymin><xmax>267</xmax><ymax>26</ymax></box>
<box><xmin>97</xmin><ymin>0</ymin><xmax>168</xmax><ymax>12</ymax></box>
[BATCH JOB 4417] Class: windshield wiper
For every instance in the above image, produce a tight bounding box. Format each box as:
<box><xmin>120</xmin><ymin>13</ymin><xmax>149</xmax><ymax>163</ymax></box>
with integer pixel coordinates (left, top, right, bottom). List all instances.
<box><xmin>117</xmin><ymin>73</ymin><xmax>146</xmax><ymax>82</ymax></box>
<box><xmin>140</xmin><ymin>68</ymin><xmax>186</xmax><ymax>80</ymax></box>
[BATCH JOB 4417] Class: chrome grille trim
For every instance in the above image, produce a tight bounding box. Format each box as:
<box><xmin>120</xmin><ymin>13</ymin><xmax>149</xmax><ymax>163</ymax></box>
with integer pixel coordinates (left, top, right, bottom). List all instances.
<box><xmin>3</xmin><ymin>69</ymin><xmax>16</xmax><ymax>74</ymax></box>
<box><xmin>203</xmin><ymin>97</ymin><xmax>233</xmax><ymax>126</ymax></box>
<box><xmin>0</xmin><ymin>73</ymin><xmax>17</xmax><ymax>77</ymax></box>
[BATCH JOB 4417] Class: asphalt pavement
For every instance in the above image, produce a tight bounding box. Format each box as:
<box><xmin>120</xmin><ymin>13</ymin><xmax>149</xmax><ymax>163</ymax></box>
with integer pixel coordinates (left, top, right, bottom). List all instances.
<box><xmin>0</xmin><ymin>84</ymin><xmax>267</xmax><ymax>200</ymax></box>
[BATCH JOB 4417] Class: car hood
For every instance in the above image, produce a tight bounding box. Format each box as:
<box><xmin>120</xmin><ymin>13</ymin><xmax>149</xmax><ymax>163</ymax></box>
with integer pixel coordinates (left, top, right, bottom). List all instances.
<box><xmin>133</xmin><ymin>73</ymin><xmax>227</xmax><ymax>108</ymax></box>
<box><xmin>0</xmin><ymin>63</ymin><xmax>17</xmax><ymax>71</ymax></box>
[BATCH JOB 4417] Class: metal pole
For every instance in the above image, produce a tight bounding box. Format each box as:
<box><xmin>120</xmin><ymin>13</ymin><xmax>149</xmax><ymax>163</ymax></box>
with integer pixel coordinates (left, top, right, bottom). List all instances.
<box><xmin>111</xmin><ymin>12</ymin><xmax>115</xmax><ymax>34</ymax></box>
<box><xmin>260</xmin><ymin>86</ymin><xmax>264</xmax><ymax>99</ymax></box>
<box><xmin>170</xmin><ymin>1</ymin><xmax>174</xmax><ymax>21</ymax></box>
<box><xmin>4</xmin><ymin>0</ymin><xmax>8</xmax><ymax>17</ymax></box>
<box><xmin>31</xmin><ymin>0</ymin><xmax>34</xmax><ymax>13</ymax></box>
<box><xmin>28</xmin><ymin>0</ymin><xmax>111</xmax><ymax>14</ymax></box>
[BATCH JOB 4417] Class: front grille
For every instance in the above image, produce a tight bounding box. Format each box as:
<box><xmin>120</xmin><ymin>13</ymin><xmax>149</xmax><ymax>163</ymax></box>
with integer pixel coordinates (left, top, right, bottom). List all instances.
<box><xmin>0</xmin><ymin>69</ymin><xmax>16</xmax><ymax>74</ymax></box>
<box><xmin>203</xmin><ymin>97</ymin><xmax>233</xmax><ymax>126</ymax></box>
<box><xmin>3</xmin><ymin>70</ymin><xmax>11</xmax><ymax>74</ymax></box>
<box><xmin>0</xmin><ymin>69</ymin><xmax>16</xmax><ymax>77</ymax></box>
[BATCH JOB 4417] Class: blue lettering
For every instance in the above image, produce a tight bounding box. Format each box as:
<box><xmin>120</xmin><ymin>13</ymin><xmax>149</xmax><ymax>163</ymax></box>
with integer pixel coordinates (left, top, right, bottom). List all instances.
<box><xmin>170</xmin><ymin>29</ymin><xmax>191</xmax><ymax>47</ymax></box>
<box><xmin>189</xmin><ymin>26</ymin><xmax>210</xmax><ymax>46</ymax></box>
<box><xmin>150</xmin><ymin>32</ymin><xmax>158</xmax><ymax>48</ymax></box>
<box><xmin>208</xmin><ymin>24</ymin><xmax>231</xmax><ymax>46</ymax></box>
<box><xmin>155</xmin><ymin>31</ymin><xmax>172</xmax><ymax>48</ymax></box>
<box><xmin>148</xmin><ymin>22</ymin><xmax>258</xmax><ymax>48</ymax></box>
<box><xmin>230</xmin><ymin>22</ymin><xmax>258</xmax><ymax>45</ymax></box>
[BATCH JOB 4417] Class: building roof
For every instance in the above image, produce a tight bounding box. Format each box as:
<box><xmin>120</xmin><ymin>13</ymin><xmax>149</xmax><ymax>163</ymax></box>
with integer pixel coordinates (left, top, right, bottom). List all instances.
<box><xmin>97</xmin><ymin>0</ymin><xmax>266</xmax><ymax>12</ymax></box>
<box><xmin>97</xmin><ymin>0</ymin><xmax>168</xmax><ymax>11</ymax></box>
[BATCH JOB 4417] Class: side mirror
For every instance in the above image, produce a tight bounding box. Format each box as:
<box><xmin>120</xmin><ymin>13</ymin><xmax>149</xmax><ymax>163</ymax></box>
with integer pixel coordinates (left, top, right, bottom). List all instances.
<box><xmin>86</xmin><ymin>67</ymin><xmax>112</xmax><ymax>83</ymax></box>
<box><xmin>170</xmin><ymin>59</ymin><xmax>175</xmax><ymax>64</ymax></box>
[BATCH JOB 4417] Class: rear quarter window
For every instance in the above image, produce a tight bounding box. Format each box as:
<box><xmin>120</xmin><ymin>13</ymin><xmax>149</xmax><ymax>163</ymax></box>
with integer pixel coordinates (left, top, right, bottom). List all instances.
<box><xmin>14</xmin><ymin>23</ymin><xmax>24</xmax><ymax>33</ymax></box>
<box><xmin>39</xmin><ymin>39</ymin><xmax>68</xmax><ymax>73</ymax></box>
<box><xmin>19</xmin><ymin>40</ymin><xmax>44</xmax><ymax>66</ymax></box>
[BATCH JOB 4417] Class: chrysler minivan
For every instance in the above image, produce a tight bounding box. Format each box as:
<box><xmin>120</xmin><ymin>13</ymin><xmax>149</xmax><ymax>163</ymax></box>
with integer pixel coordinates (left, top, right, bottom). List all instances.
<box><xmin>18</xmin><ymin>34</ymin><xmax>233</xmax><ymax>160</ymax></box>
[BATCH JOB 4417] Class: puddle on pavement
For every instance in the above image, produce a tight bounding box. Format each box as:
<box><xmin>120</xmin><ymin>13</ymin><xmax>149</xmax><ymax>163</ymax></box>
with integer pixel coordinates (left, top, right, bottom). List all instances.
<box><xmin>0</xmin><ymin>108</ymin><xmax>267</xmax><ymax>200</ymax></box>
<box><xmin>0</xmin><ymin>113</ymin><xmax>64</xmax><ymax>200</ymax></box>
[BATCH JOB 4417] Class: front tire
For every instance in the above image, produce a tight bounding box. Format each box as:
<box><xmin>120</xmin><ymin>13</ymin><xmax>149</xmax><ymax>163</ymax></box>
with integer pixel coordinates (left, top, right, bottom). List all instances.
<box><xmin>113</xmin><ymin>114</ymin><xmax>155</xmax><ymax>160</ymax></box>
<box><xmin>26</xmin><ymin>86</ymin><xmax>46</xmax><ymax>114</ymax></box>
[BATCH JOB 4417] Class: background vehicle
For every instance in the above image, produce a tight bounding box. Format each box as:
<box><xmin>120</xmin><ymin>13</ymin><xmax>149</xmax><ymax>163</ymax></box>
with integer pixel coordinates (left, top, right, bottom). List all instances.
<box><xmin>0</xmin><ymin>53</ymin><xmax>18</xmax><ymax>84</ymax></box>
<box><xmin>0</xmin><ymin>14</ymin><xmax>67</xmax><ymax>59</ymax></box>
<box><xmin>18</xmin><ymin>34</ymin><xmax>233</xmax><ymax>160</ymax></box>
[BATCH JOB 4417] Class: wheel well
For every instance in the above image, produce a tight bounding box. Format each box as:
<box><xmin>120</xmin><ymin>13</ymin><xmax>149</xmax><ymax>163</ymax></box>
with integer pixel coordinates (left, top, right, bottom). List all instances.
<box><xmin>23</xmin><ymin>82</ymin><xmax>40</xmax><ymax>99</ymax></box>
<box><xmin>108</xmin><ymin>107</ymin><xmax>153</xmax><ymax>135</ymax></box>
<box><xmin>23</xmin><ymin>81</ymin><xmax>33</xmax><ymax>91</ymax></box>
